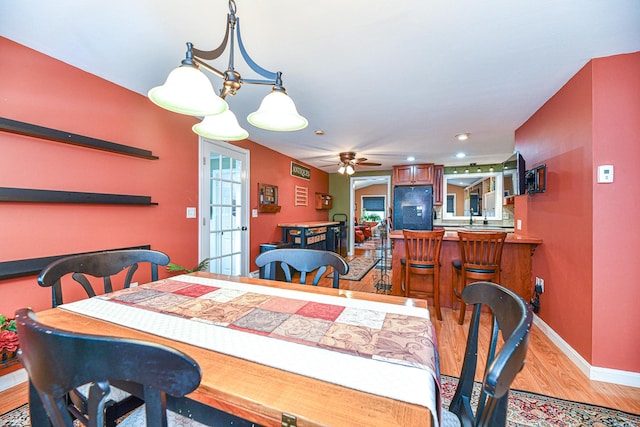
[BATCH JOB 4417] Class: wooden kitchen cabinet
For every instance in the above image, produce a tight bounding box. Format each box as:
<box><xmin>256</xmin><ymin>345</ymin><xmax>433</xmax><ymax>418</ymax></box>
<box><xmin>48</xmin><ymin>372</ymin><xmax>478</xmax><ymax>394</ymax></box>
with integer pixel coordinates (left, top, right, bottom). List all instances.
<box><xmin>393</xmin><ymin>164</ymin><xmax>434</xmax><ymax>185</ymax></box>
<box><xmin>433</xmin><ymin>164</ymin><xmax>443</xmax><ymax>205</ymax></box>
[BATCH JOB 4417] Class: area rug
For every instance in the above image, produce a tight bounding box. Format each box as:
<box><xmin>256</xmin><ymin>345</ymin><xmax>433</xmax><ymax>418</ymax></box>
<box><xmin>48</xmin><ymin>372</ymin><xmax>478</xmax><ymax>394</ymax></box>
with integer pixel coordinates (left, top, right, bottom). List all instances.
<box><xmin>3</xmin><ymin>376</ymin><xmax>639</xmax><ymax>426</ymax></box>
<box><xmin>0</xmin><ymin>404</ymin><xmax>28</xmax><ymax>426</ymax></box>
<box><xmin>354</xmin><ymin>241</ymin><xmax>378</xmax><ymax>250</ymax></box>
<box><xmin>326</xmin><ymin>256</ymin><xmax>380</xmax><ymax>281</ymax></box>
<box><xmin>440</xmin><ymin>374</ymin><xmax>640</xmax><ymax>426</ymax></box>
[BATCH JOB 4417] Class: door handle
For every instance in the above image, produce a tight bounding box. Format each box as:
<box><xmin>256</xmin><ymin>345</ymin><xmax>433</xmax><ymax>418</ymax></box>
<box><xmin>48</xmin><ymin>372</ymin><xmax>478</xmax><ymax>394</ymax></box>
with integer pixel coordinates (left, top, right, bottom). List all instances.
<box><xmin>241</xmin><ymin>226</ymin><xmax>248</xmax><ymax>231</ymax></box>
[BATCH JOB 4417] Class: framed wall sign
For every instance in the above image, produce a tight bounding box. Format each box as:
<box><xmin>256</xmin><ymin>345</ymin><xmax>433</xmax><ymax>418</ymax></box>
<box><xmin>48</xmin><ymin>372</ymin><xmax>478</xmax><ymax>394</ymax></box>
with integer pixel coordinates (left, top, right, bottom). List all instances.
<box><xmin>291</xmin><ymin>162</ymin><xmax>310</xmax><ymax>180</ymax></box>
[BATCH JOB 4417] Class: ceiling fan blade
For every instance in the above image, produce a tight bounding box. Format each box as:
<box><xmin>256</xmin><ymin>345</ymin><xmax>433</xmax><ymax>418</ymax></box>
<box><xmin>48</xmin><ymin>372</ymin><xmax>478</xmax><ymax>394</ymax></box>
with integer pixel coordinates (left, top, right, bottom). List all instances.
<box><xmin>357</xmin><ymin>162</ymin><xmax>382</xmax><ymax>166</ymax></box>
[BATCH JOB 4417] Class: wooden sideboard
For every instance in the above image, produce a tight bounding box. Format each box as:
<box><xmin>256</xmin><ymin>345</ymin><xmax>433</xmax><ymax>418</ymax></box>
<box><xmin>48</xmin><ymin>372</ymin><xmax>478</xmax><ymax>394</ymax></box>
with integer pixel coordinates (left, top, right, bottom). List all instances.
<box><xmin>388</xmin><ymin>230</ymin><xmax>541</xmax><ymax>307</ymax></box>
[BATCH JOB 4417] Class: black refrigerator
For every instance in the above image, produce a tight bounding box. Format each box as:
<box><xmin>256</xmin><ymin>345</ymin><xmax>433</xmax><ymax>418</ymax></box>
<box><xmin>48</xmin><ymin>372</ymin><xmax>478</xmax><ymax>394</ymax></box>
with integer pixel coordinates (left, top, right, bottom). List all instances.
<box><xmin>393</xmin><ymin>185</ymin><xmax>433</xmax><ymax>230</ymax></box>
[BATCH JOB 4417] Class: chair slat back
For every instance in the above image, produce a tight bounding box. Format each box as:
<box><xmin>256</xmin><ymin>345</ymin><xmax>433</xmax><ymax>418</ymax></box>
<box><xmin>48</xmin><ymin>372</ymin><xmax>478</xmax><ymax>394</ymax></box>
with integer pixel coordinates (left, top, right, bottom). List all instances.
<box><xmin>448</xmin><ymin>282</ymin><xmax>533</xmax><ymax>427</ymax></box>
<box><xmin>457</xmin><ymin>231</ymin><xmax>507</xmax><ymax>271</ymax></box>
<box><xmin>16</xmin><ymin>308</ymin><xmax>201</xmax><ymax>427</ymax></box>
<box><xmin>255</xmin><ymin>248</ymin><xmax>348</xmax><ymax>289</ymax></box>
<box><xmin>403</xmin><ymin>229</ymin><xmax>445</xmax><ymax>268</ymax></box>
<box><xmin>38</xmin><ymin>249</ymin><xmax>170</xmax><ymax>307</ymax></box>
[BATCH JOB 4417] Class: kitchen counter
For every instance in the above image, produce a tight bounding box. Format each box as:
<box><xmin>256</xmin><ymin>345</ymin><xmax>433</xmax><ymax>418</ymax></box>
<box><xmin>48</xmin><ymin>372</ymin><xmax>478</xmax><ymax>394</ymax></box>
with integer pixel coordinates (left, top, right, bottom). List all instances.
<box><xmin>278</xmin><ymin>221</ymin><xmax>341</xmax><ymax>250</ymax></box>
<box><xmin>433</xmin><ymin>222</ymin><xmax>515</xmax><ymax>232</ymax></box>
<box><xmin>389</xmin><ymin>230</ymin><xmax>542</xmax><ymax>304</ymax></box>
<box><xmin>278</xmin><ymin>221</ymin><xmax>340</xmax><ymax>228</ymax></box>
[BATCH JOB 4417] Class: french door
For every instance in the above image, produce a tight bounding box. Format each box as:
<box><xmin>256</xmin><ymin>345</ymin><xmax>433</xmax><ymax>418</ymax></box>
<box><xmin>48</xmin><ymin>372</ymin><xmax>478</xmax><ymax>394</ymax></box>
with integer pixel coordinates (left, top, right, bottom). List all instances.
<box><xmin>199</xmin><ymin>139</ymin><xmax>250</xmax><ymax>276</ymax></box>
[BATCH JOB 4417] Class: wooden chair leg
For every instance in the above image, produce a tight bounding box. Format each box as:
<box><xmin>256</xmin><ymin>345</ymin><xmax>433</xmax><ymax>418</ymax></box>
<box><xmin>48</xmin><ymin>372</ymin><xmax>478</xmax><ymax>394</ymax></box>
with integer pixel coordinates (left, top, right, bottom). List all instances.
<box><xmin>452</xmin><ymin>268</ymin><xmax>466</xmax><ymax>325</ymax></box>
<box><xmin>404</xmin><ymin>265</ymin><xmax>410</xmax><ymax>297</ymax></box>
<box><xmin>457</xmin><ymin>287</ymin><xmax>466</xmax><ymax>325</ymax></box>
<box><xmin>433</xmin><ymin>269</ymin><xmax>442</xmax><ymax>321</ymax></box>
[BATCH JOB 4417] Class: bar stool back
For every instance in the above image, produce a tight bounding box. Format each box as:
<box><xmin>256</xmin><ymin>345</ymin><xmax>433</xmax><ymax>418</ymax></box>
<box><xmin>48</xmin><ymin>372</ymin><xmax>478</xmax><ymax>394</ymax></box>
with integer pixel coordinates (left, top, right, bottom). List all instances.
<box><xmin>452</xmin><ymin>231</ymin><xmax>507</xmax><ymax>324</ymax></box>
<box><xmin>402</xmin><ymin>229</ymin><xmax>445</xmax><ymax>320</ymax></box>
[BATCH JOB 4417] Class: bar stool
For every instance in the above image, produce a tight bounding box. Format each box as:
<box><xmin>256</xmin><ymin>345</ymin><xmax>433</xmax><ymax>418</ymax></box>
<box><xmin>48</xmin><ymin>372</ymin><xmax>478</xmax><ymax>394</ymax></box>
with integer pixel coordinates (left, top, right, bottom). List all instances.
<box><xmin>401</xmin><ymin>229</ymin><xmax>445</xmax><ymax>320</ymax></box>
<box><xmin>452</xmin><ymin>231</ymin><xmax>507</xmax><ymax>324</ymax></box>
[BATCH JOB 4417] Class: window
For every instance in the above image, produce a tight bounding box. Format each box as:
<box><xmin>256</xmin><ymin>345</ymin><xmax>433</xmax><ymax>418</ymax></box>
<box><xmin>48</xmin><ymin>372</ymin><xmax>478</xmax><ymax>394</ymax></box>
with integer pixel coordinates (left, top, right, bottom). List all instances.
<box><xmin>361</xmin><ymin>196</ymin><xmax>385</xmax><ymax>221</ymax></box>
<box><xmin>446</xmin><ymin>194</ymin><xmax>455</xmax><ymax>214</ymax></box>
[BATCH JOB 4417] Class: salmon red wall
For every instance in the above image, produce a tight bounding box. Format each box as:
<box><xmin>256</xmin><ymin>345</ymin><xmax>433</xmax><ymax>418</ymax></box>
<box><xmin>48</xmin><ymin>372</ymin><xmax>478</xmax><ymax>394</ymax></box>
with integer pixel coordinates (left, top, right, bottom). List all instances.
<box><xmin>590</xmin><ymin>53</ymin><xmax>640</xmax><ymax>370</ymax></box>
<box><xmin>0</xmin><ymin>37</ymin><xmax>200</xmax><ymax>314</ymax></box>
<box><xmin>230</xmin><ymin>140</ymin><xmax>330</xmax><ymax>271</ymax></box>
<box><xmin>516</xmin><ymin>52</ymin><xmax>640</xmax><ymax>373</ymax></box>
<box><xmin>516</xmin><ymin>61</ymin><xmax>594</xmax><ymax>362</ymax></box>
<box><xmin>0</xmin><ymin>37</ymin><xmax>329</xmax><ymax>315</ymax></box>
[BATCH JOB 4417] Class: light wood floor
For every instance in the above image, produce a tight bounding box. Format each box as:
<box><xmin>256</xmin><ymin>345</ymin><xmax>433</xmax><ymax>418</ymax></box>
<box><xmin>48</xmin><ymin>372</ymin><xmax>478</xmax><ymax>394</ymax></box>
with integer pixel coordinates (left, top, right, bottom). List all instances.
<box><xmin>2</xmin><ymin>246</ymin><xmax>639</xmax><ymax>416</ymax></box>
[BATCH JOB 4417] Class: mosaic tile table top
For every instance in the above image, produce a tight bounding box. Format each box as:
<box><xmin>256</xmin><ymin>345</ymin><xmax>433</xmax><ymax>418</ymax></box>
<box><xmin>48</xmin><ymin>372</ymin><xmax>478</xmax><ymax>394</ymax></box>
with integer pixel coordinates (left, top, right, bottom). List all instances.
<box><xmin>61</xmin><ymin>274</ymin><xmax>441</xmax><ymax>424</ymax></box>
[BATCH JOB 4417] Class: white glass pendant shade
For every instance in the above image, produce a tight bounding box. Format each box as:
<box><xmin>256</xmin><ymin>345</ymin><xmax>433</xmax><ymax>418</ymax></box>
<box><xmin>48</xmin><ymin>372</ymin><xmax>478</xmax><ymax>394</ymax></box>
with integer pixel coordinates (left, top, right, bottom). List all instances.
<box><xmin>192</xmin><ymin>111</ymin><xmax>249</xmax><ymax>141</ymax></box>
<box><xmin>148</xmin><ymin>66</ymin><xmax>228</xmax><ymax>116</ymax></box>
<box><xmin>247</xmin><ymin>91</ymin><xmax>308</xmax><ymax>131</ymax></box>
<box><xmin>338</xmin><ymin>165</ymin><xmax>346</xmax><ymax>174</ymax></box>
<box><xmin>346</xmin><ymin>164</ymin><xmax>355</xmax><ymax>175</ymax></box>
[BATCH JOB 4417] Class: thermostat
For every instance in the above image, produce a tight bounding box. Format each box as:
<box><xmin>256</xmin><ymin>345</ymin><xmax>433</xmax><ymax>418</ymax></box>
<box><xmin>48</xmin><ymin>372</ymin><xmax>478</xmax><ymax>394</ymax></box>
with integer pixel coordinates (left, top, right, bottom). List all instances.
<box><xmin>597</xmin><ymin>165</ymin><xmax>614</xmax><ymax>183</ymax></box>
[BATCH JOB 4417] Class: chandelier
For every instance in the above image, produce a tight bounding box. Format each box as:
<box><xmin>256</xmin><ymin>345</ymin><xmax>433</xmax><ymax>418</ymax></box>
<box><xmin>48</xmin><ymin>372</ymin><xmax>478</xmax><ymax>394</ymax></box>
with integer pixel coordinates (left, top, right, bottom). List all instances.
<box><xmin>148</xmin><ymin>0</ymin><xmax>308</xmax><ymax>141</ymax></box>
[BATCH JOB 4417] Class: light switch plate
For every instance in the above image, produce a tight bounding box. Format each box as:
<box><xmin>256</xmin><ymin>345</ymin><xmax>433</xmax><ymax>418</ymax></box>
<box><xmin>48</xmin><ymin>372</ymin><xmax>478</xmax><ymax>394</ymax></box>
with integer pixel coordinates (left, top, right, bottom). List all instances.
<box><xmin>597</xmin><ymin>165</ymin><xmax>614</xmax><ymax>183</ymax></box>
<box><xmin>252</xmin><ymin>209</ymin><xmax>258</xmax><ymax>218</ymax></box>
<box><xmin>186</xmin><ymin>207</ymin><xmax>197</xmax><ymax>218</ymax></box>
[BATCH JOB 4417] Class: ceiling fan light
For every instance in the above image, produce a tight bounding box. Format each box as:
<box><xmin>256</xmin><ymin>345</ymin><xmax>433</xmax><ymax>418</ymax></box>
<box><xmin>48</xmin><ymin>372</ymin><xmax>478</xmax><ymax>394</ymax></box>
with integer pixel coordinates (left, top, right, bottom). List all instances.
<box><xmin>346</xmin><ymin>164</ymin><xmax>355</xmax><ymax>175</ymax></box>
<box><xmin>338</xmin><ymin>164</ymin><xmax>346</xmax><ymax>174</ymax></box>
<box><xmin>148</xmin><ymin>65</ymin><xmax>228</xmax><ymax>116</ymax></box>
<box><xmin>192</xmin><ymin>110</ymin><xmax>249</xmax><ymax>141</ymax></box>
<box><xmin>247</xmin><ymin>90</ymin><xmax>308</xmax><ymax>131</ymax></box>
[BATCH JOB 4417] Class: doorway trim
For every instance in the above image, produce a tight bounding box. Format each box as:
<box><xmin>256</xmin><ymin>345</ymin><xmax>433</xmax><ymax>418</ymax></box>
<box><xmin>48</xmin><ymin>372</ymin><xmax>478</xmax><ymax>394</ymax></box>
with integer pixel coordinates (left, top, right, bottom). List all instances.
<box><xmin>348</xmin><ymin>175</ymin><xmax>392</xmax><ymax>256</ymax></box>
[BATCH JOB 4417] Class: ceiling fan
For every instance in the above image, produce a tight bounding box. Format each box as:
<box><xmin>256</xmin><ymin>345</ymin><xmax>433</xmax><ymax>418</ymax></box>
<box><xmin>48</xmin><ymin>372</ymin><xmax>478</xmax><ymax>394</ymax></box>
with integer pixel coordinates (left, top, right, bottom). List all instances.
<box><xmin>337</xmin><ymin>151</ymin><xmax>382</xmax><ymax>175</ymax></box>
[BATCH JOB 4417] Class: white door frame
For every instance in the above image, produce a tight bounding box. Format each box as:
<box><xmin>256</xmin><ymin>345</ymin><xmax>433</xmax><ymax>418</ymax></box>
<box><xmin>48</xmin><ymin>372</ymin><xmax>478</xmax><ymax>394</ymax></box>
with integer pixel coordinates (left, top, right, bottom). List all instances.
<box><xmin>199</xmin><ymin>138</ymin><xmax>250</xmax><ymax>276</ymax></box>
<box><xmin>348</xmin><ymin>175</ymin><xmax>392</xmax><ymax>256</ymax></box>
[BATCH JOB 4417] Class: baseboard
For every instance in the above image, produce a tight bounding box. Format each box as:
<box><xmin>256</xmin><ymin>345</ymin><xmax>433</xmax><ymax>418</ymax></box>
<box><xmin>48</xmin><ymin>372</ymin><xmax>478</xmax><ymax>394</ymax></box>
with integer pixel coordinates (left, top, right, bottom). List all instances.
<box><xmin>0</xmin><ymin>368</ymin><xmax>27</xmax><ymax>392</ymax></box>
<box><xmin>533</xmin><ymin>315</ymin><xmax>640</xmax><ymax>388</ymax></box>
<box><xmin>591</xmin><ymin>366</ymin><xmax>640</xmax><ymax>388</ymax></box>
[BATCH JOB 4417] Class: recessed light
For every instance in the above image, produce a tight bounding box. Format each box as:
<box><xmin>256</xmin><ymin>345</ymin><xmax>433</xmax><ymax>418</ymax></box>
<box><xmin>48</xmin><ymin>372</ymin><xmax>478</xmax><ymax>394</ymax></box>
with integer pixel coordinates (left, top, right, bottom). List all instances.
<box><xmin>407</xmin><ymin>156</ymin><xmax>415</xmax><ymax>161</ymax></box>
<box><xmin>456</xmin><ymin>152</ymin><xmax>466</xmax><ymax>159</ymax></box>
<box><xmin>455</xmin><ymin>133</ymin><xmax>470</xmax><ymax>141</ymax></box>
<box><xmin>314</xmin><ymin>130</ymin><xmax>325</xmax><ymax>135</ymax></box>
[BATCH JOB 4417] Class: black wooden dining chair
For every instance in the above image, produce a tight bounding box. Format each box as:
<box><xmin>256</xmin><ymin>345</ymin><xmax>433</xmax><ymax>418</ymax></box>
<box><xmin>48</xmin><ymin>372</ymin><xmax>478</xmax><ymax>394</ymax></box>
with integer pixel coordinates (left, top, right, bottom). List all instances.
<box><xmin>255</xmin><ymin>248</ymin><xmax>349</xmax><ymax>289</ymax></box>
<box><xmin>441</xmin><ymin>281</ymin><xmax>533</xmax><ymax>427</ymax></box>
<box><xmin>37</xmin><ymin>249</ymin><xmax>170</xmax><ymax>307</ymax></box>
<box><xmin>15</xmin><ymin>308</ymin><xmax>204</xmax><ymax>427</ymax></box>
<box><xmin>36</xmin><ymin>249</ymin><xmax>170</xmax><ymax>425</ymax></box>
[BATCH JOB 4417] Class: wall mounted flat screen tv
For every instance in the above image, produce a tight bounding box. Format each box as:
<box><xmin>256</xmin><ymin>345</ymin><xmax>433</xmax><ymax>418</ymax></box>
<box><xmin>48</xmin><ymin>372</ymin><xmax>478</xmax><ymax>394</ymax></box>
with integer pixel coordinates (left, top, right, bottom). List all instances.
<box><xmin>502</xmin><ymin>152</ymin><xmax>526</xmax><ymax>196</ymax></box>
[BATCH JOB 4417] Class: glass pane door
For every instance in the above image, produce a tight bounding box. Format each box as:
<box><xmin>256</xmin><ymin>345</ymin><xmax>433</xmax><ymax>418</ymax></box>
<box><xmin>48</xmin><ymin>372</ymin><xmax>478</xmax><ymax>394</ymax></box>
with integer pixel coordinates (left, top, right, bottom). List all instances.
<box><xmin>201</xmin><ymin>140</ymin><xmax>249</xmax><ymax>276</ymax></box>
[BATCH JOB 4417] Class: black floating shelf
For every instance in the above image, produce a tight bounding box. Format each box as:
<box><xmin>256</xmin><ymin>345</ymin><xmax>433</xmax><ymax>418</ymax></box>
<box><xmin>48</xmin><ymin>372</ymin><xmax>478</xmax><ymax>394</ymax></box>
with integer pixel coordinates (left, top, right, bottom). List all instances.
<box><xmin>0</xmin><ymin>117</ymin><xmax>158</xmax><ymax>160</ymax></box>
<box><xmin>0</xmin><ymin>245</ymin><xmax>151</xmax><ymax>280</ymax></box>
<box><xmin>0</xmin><ymin>187</ymin><xmax>157</xmax><ymax>205</ymax></box>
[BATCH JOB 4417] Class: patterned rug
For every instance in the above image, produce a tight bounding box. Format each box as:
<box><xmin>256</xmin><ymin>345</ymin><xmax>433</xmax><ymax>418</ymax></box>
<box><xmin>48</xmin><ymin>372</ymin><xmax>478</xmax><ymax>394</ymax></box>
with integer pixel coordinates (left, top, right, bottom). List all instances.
<box><xmin>326</xmin><ymin>256</ymin><xmax>380</xmax><ymax>281</ymax></box>
<box><xmin>3</xmin><ymin>376</ymin><xmax>639</xmax><ymax>426</ymax></box>
<box><xmin>440</xmin><ymin>374</ymin><xmax>640</xmax><ymax>426</ymax></box>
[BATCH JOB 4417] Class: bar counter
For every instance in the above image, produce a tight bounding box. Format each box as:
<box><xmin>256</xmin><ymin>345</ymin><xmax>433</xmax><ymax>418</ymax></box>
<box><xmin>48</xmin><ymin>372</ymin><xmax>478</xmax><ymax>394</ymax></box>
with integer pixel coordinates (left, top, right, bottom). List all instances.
<box><xmin>389</xmin><ymin>230</ymin><xmax>542</xmax><ymax>306</ymax></box>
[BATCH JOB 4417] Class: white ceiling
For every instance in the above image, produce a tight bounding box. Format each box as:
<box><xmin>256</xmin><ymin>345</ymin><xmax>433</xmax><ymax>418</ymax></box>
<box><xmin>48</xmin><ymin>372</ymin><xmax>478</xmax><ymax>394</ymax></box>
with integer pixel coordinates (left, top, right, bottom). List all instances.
<box><xmin>2</xmin><ymin>1</ymin><xmax>639</xmax><ymax>173</ymax></box>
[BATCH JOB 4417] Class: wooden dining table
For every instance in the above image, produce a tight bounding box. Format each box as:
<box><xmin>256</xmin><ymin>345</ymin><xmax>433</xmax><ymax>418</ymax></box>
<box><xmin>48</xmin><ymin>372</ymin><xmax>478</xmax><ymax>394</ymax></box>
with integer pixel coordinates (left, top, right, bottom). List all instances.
<box><xmin>31</xmin><ymin>272</ymin><xmax>439</xmax><ymax>427</ymax></box>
